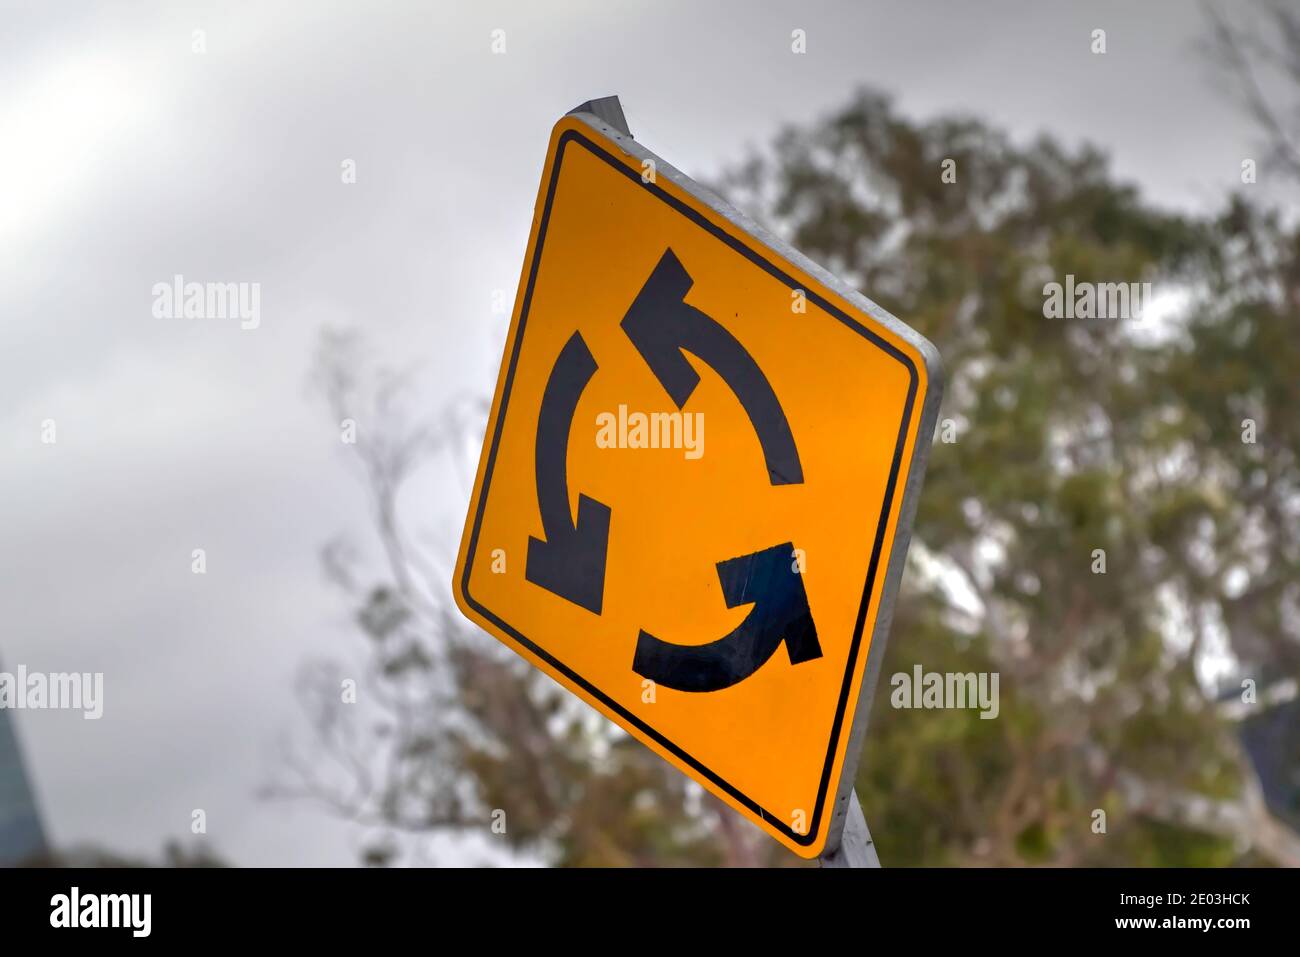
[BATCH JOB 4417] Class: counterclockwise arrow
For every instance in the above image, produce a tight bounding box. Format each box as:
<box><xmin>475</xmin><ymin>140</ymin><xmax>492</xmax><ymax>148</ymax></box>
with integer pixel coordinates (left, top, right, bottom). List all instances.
<box><xmin>632</xmin><ymin>543</ymin><xmax>822</xmax><ymax>693</ymax></box>
<box><xmin>525</xmin><ymin>331</ymin><xmax>611</xmax><ymax>614</ymax></box>
<box><xmin>621</xmin><ymin>247</ymin><xmax>804</xmax><ymax>486</ymax></box>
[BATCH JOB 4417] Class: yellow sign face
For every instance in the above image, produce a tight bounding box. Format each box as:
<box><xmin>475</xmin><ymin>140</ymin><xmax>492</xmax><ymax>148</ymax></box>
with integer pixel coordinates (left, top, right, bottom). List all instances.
<box><xmin>454</xmin><ymin>110</ymin><xmax>941</xmax><ymax>858</ymax></box>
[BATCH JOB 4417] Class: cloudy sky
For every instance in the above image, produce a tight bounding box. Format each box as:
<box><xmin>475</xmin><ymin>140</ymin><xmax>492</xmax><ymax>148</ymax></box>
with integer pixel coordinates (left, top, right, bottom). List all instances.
<box><xmin>0</xmin><ymin>0</ymin><xmax>1272</xmax><ymax>866</ymax></box>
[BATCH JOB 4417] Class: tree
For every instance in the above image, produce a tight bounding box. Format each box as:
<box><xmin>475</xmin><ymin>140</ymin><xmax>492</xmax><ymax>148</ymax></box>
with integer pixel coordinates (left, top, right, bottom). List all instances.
<box><xmin>723</xmin><ymin>88</ymin><xmax>1298</xmax><ymax>865</ymax></box>
<box><xmin>276</xmin><ymin>88</ymin><xmax>1299</xmax><ymax>866</ymax></box>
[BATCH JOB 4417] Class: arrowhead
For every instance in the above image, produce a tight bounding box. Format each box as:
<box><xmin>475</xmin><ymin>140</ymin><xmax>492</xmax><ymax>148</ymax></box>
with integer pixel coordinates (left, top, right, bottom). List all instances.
<box><xmin>620</xmin><ymin>248</ymin><xmax>702</xmax><ymax>408</ymax></box>
<box><xmin>525</xmin><ymin>493</ymin><xmax>611</xmax><ymax>614</ymax></box>
<box><xmin>621</xmin><ymin>247</ymin><xmax>805</xmax><ymax>486</ymax></box>
<box><xmin>716</xmin><ymin>543</ymin><xmax>822</xmax><ymax>666</ymax></box>
<box><xmin>631</xmin><ymin>542</ymin><xmax>822</xmax><ymax>692</ymax></box>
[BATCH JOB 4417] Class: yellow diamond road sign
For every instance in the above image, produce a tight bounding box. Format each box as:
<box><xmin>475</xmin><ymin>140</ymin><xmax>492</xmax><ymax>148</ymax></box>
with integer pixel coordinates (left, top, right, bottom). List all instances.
<box><xmin>454</xmin><ymin>102</ymin><xmax>942</xmax><ymax>858</ymax></box>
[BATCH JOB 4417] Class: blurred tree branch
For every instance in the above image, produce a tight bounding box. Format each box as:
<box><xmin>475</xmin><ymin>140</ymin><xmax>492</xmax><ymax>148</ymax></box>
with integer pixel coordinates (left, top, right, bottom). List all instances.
<box><xmin>1205</xmin><ymin>0</ymin><xmax>1300</xmax><ymax>180</ymax></box>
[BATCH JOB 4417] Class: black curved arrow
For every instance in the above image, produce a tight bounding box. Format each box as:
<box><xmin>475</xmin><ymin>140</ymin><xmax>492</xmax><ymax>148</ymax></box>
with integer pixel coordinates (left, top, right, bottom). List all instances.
<box><xmin>525</xmin><ymin>331</ymin><xmax>611</xmax><ymax>614</ymax></box>
<box><xmin>632</xmin><ymin>543</ymin><xmax>821</xmax><ymax>692</ymax></box>
<box><xmin>621</xmin><ymin>248</ymin><xmax>804</xmax><ymax>486</ymax></box>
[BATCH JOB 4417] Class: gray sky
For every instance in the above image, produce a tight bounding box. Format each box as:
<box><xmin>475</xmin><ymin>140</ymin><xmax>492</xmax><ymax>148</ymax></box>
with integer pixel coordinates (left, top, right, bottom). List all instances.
<box><xmin>0</xmin><ymin>0</ymin><xmax>1273</xmax><ymax>866</ymax></box>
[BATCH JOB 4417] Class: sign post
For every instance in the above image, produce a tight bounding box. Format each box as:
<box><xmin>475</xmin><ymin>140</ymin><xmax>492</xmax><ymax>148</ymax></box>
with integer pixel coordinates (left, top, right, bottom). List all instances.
<box><xmin>454</xmin><ymin>96</ymin><xmax>942</xmax><ymax>861</ymax></box>
<box><xmin>818</xmin><ymin>790</ymin><xmax>879</xmax><ymax>867</ymax></box>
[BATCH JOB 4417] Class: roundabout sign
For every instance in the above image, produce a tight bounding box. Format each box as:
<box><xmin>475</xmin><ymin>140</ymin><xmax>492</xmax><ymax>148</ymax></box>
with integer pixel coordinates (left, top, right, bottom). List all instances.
<box><xmin>454</xmin><ymin>99</ymin><xmax>942</xmax><ymax>858</ymax></box>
